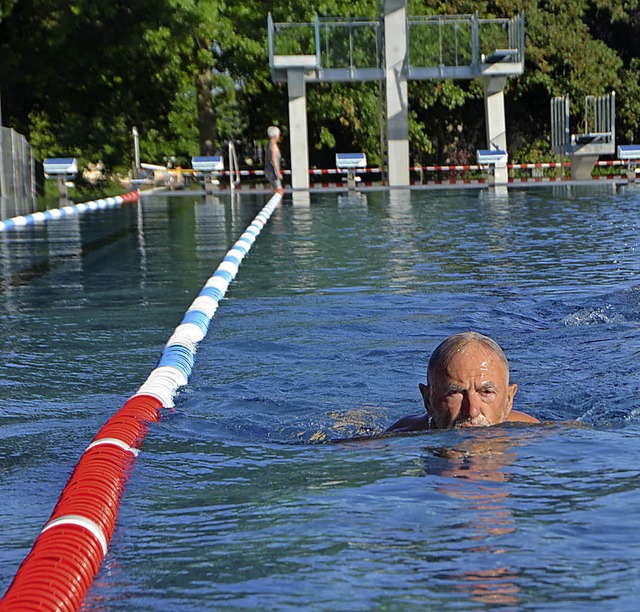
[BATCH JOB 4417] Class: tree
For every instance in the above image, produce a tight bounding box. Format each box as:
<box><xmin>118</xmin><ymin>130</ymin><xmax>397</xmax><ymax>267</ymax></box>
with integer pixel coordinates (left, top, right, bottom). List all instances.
<box><xmin>0</xmin><ymin>0</ymin><xmax>638</xmax><ymax>175</ymax></box>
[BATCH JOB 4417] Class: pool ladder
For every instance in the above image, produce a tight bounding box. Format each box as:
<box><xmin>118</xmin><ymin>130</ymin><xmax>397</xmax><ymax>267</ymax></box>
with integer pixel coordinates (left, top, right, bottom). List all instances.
<box><xmin>228</xmin><ymin>142</ymin><xmax>241</xmax><ymax>191</ymax></box>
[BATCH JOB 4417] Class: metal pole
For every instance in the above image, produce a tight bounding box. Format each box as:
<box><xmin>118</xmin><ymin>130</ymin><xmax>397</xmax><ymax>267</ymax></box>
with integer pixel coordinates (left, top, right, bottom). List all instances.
<box><xmin>132</xmin><ymin>126</ymin><xmax>140</xmax><ymax>179</ymax></box>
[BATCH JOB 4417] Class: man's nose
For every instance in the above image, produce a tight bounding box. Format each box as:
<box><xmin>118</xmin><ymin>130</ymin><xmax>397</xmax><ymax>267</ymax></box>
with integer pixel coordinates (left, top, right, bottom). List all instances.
<box><xmin>462</xmin><ymin>392</ymin><xmax>483</xmax><ymax>418</ymax></box>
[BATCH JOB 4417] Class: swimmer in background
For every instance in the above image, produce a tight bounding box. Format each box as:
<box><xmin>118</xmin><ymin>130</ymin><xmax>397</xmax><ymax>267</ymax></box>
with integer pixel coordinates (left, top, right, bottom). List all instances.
<box><xmin>265</xmin><ymin>125</ymin><xmax>285</xmax><ymax>196</ymax></box>
<box><xmin>387</xmin><ymin>331</ymin><xmax>539</xmax><ymax>432</ymax></box>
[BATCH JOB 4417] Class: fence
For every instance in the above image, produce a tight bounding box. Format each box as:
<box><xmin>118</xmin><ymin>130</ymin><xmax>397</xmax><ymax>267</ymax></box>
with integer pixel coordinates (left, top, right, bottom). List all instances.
<box><xmin>0</xmin><ymin>126</ymin><xmax>36</xmax><ymax>211</ymax></box>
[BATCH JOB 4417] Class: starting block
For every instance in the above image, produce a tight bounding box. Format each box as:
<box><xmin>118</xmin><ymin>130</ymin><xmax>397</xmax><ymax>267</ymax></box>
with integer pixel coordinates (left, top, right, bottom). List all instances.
<box><xmin>191</xmin><ymin>156</ymin><xmax>224</xmax><ymax>194</ymax></box>
<box><xmin>43</xmin><ymin>158</ymin><xmax>78</xmax><ymax>202</ymax></box>
<box><xmin>617</xmin><ymin>145</ymin><xmax>640</xmax><ymax>183</ymax></box>
<box><xmin>477</xmin><ymin>149</ymin><xmax>508</xmax><ymax>185</ymax></box>
<box><xmin>336</xmin><ymin>153</ymin><xmax>367</xmax><ymax>190</ymax></box>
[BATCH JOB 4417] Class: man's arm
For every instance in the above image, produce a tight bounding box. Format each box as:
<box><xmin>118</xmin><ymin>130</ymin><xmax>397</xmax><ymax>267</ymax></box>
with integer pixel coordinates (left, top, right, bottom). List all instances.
<box><xmin>386</xmin><ymin>413</ymin><xmax>430</xmax><ymax>433</ymax></box>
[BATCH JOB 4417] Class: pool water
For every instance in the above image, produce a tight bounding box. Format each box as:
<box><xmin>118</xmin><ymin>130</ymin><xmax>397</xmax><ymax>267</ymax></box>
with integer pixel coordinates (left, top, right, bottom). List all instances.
<box><xmin>2</xmin><ymin>186</ymin><xmax>640</xmax><ymax>610</ymax></box>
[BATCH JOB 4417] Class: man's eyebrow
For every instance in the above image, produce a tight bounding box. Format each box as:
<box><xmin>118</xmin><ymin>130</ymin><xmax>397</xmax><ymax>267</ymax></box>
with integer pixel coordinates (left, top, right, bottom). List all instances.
<box><xmin>445</xmin><ymin>384</ymin><xmax>466</xmax><ymax>393</ymax></box>
<box><xmin>478</xmin><ymin>381</ymin><xmax>498</xmax><ymax>389</ymax></box>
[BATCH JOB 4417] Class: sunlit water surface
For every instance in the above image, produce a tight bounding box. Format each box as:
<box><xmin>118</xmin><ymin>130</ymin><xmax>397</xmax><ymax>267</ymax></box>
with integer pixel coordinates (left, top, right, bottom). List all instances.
<box><xmin>2</xmin><ymin>186</ymin><xmax>640</xmax><ymax>610</ymax></box>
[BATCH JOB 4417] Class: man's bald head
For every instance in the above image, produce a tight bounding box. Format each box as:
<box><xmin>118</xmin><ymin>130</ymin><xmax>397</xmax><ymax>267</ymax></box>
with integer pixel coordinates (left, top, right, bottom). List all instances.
<box><xmin>427</xmin><ymin>331</ymin><xmax>510</xmax><ymax>385</ymax></box>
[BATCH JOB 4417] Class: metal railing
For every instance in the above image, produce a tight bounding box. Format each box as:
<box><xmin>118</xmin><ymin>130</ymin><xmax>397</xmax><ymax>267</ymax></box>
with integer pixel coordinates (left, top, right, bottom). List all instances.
<box><xmin>551</xmin><ymin>92</ymin><xmax>616</xmax><ymax>154</ymax></box>
<box><xmin>317</xmin><ymin>17</ymin><xmax>383</xmax><ymax>71</ymax></box>
<box><xmin>551</xmin><ymin>95</ymin><xmax>571</xmax><ymax>154</ymax></box>
<box><xmin>407</xmin><ymin>12</ymin><xmax>525</xmax><ymax>76</ymax></box>
<box><xmin>268</xmin><ymin>13</ymin><xmax>383</xmax><ymax>80</ymax></box>
<box><xmin>0</xmin><ymin>126</ymin><xmax>36</xmax><ymax>202</ymax></box>
<box><xmin>583</xmin><ymin>92</ymin><xmax>615</xmax><ymax>143</ymax></box>
<box><xmin>269</xmin><ymin>11</ymin><xmax>524</xmax><ymax>81</ymax></box>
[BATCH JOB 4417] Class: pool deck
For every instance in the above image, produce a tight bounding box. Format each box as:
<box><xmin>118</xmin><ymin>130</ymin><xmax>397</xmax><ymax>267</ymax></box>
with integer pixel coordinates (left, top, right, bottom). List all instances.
<box><xmin>147</xmin><ymin>175</ymin><xmax>637</xmax><ymax>197</ymax></box>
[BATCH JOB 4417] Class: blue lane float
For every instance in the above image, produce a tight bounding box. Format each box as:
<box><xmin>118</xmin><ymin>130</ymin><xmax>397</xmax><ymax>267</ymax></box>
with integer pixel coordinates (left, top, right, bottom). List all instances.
<box><xmin>0</xmin><ymin>192</ymin><xmax>283</xmax><ymax>611</ymax></box>
<box><xmin>135</xmin><ymin>192</ymin><xmax>282</xmax><ymax>406</ymax></box>
<box><xmin>0</xmin><ymin>191</ymin><xmax>140</xmax><ymax>232</ymax></box>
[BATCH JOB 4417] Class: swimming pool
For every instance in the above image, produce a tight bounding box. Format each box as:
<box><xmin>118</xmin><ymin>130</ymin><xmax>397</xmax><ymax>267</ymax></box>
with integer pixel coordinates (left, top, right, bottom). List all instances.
<box><xmin>2</xmin><ymin>186</ymin><xmax>640</xmax><ymax>609</ymax></box>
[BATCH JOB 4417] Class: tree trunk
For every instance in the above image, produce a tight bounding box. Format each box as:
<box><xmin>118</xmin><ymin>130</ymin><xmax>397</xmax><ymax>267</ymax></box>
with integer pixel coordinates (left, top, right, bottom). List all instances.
<box><xmin>196</xmin><ymin>66</ymin><xmax>217</xmax><ymax>155</ymax></box>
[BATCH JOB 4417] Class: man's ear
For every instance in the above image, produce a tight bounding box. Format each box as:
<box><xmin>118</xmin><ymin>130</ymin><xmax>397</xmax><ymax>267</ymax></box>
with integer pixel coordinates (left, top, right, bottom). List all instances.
<box><xmin>507</xmin><ymin>383</ymin><xmax>517</xmax><ymax>409</ymax></box>
<box><xmin>503</xmin><ymin>383</ymin><xmax>518</xmax><ymax>417</ymax></box>
<box><xmin>419</xmin><ymin>383</ymin><xmax>432</xmax><ymax>416</ymax></box>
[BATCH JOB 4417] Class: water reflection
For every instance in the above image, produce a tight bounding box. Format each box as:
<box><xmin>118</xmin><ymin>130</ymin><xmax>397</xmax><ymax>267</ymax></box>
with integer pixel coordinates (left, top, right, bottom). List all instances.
<box><xmin>337</xmin><ymin>192</ymin><xmax>368</xmax><ymax>207</ymax></box>
<box><xmin>424</xmin><ymin>430</ymin><xmax>523</xmax><ymax>606</ymax></box>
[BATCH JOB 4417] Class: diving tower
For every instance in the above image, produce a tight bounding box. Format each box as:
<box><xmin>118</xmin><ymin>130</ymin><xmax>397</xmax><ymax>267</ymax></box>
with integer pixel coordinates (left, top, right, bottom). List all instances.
<box><xmin>268</xmin><ymin>1</ymin><xmax>525</xmax><ymax>188</ymax></box>
<box><xmin>551</xmin><ymin>92</ymin><xmax>616</xmax><ymax>180</ymax></box>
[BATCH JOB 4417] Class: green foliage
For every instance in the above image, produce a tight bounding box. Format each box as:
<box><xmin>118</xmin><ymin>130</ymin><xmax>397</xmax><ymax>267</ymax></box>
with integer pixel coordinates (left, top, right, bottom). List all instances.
<box><xmin>0</xmin><ymin>0</ymin><xmax>639</xmax><ymax>174</ymax></box>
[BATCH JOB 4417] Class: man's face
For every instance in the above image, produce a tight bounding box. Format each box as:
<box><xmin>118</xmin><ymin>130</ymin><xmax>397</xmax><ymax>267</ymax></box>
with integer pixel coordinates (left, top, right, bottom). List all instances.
<box><xmin>420</xmin><ymin>343</ymin><xmax>517</xmax><ymax>429</ymax></box>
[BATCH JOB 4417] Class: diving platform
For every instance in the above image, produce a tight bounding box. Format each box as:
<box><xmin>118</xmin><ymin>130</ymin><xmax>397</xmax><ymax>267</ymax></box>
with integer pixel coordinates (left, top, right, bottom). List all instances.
<box><xmin>551</xmin><ymin>92</ymin><xmax>616</xmax><ymax>180</ymax></box>
<box><xmin>268</xmin><ymin>4</ymin><xmax>525</xmax><ymax>188</ymax></box>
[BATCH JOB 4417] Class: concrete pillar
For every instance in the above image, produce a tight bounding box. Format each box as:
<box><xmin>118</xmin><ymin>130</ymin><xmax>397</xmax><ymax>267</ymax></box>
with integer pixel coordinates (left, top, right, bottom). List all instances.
<box><xmin>287</xmin><ymin>68</ymin><xmax>310</xmax><ymax>190</ymax></box>
<box><xmin>483</xmin><ymin>76</ymin><xmax>508</xmax><ymax>185</ymax></box>
<box><xmin>384</xmin><ymin>0</ymin><xmax>410</xmax><ymax>187</ymax></box>
<box><xmin>483</xmin><ymin>76</ymin><xmax>508</xmax><ymax>152</ymax></box>
<box><xmin>570</xmin><ymin>154</ymin><xmax>598</xmax><ymax>180</ymax></box>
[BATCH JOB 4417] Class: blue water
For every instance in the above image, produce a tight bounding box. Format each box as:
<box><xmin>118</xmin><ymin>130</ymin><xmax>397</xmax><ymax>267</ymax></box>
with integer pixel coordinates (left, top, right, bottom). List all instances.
<box><xmin>2</xmin><ymin>186</ymin><xmax>640</xmax><ymax>610</ymax></box>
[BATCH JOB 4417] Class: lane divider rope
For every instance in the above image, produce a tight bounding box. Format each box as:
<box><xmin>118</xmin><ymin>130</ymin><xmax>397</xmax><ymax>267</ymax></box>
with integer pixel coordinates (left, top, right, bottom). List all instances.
<box><xmin>0</xmin><ymin>192</ymin><xmax>283</xmax><ymax>611</ymax></box>
<box><xmin>0</xmin><ymin>191</ymin><xmax>140</xmax><ymax>232</ymax></box>
<box><xmin>40</xmin><ymin>516</ymin><xmax>109</xmax><ymax>557</ymax></box>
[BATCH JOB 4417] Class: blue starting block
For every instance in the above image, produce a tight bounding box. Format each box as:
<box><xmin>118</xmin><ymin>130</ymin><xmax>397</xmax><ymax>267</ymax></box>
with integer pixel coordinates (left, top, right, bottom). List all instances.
<box><xmin>477</xmin><ymin>149</ymin><xmax>508</xmax><ymax>185</ymax></box>
<box><xmin>336</xmin><ymin>153</ymin><xmax>367</xmax><ymax>190</ymax></box>
<box><xmin>191</xmin><ymin>156</ymin><xmax>224</xmax><ymax>172</ymax></box>
<box><xmin>617</xmin><ymin>145</ymin><xmax>640</xmax><ymax>160</ymax></box>
<box><xmin>476</xmin><ymin>149</ymin><xmax>507</xmax><ymax>165</ymax></box>
<box><xmin>336</xmin><ymin>152</ymin><xmax>367</xmax><ymax>169</ymax></box>
<box><xmin>43</xmin><ymin>158</ymin><xmax>78</xmax><ymax>179</ymax></box>
<box><xmin>191</xmin><ymin>156</ymin><xmax>224</xmax><ymax>194</ymax></box>
<box><xmin>617</xmin><ymin>145</ymin><xmax>640</xmax><ymax>183</ymax></box>
<box><xmin>43</xmin><ymin>158</ymin><xmax>78</xmax><ymax>202</ymax></box>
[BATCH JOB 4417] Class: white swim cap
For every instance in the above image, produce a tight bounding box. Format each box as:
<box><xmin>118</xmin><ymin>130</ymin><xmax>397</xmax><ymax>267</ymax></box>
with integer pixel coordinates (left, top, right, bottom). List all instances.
<box><xmin>267</xmin><ymin>126</ymin><xmax>281</xmax><ymax>138</ymax></box>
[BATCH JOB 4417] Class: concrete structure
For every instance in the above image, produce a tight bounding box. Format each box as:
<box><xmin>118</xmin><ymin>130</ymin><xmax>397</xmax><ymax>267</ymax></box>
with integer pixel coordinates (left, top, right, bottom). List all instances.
<box><xmin>384</xmin><ymin>0</ymin><xmax>410</xmax><ymax>185</ymax></box>
<box><xmin>551</xmin><ymin>92</ymin><xmax>616</xmax><ymax>180</ymax></box>
<box><xmin>268</xmin><ymin>4</ymin><xmax>525</xmax><ymax>188</ymax></box>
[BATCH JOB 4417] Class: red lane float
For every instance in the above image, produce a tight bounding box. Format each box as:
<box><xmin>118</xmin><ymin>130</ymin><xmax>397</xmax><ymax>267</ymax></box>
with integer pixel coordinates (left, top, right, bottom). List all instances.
<box><xmin>0</xmin><ymin>193</ymin><xmax>283</xmax><ymax>611</ymax></box>
<box><xmin>0</xmin><ymin>394</ymin><xmax>163</xmax><ymax>611</ymax></box>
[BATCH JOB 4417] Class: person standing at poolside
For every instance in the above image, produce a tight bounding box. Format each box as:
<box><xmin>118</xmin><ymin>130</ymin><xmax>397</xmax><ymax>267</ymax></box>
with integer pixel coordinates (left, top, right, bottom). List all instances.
<box><xmin>265</xmin><ymin>126</ymin><xmax>284</xmax><ymax>195</ymax></box>
<box><xmin>387</xmin><ymin>331</ymin><xmax>539</xmax><ymax>431</ymax></box>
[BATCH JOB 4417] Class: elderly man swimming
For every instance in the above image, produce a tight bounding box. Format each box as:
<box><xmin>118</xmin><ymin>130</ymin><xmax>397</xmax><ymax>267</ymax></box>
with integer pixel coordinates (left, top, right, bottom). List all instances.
<box><xmin>388</xmin><ymin>331</ymin><xmax>539</xmax><ymax>431</ymax></box>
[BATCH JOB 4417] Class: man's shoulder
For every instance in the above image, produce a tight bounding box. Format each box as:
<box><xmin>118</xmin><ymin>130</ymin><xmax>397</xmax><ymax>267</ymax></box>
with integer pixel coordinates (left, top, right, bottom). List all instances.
<box><xmin>507</xmin><ymin>410</ymin><xmax>540</xmax><ymax>424</ymax></box>
<box><xmin>386</xmin><ymin>413</ymin><xmax>430</xmax><ymax>433</ymax></box>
